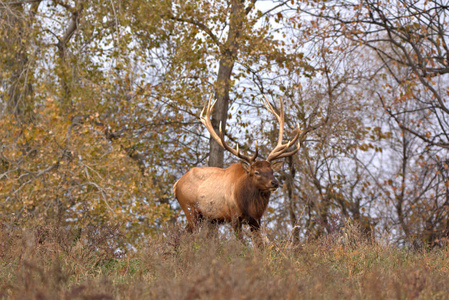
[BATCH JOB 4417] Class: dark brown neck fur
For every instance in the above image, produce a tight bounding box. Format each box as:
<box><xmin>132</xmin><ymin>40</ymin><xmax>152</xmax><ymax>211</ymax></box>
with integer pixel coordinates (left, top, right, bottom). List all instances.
<box><xmin>235</xmin><ymin>174</ymin><xmax>271</xmax><ymax>221</ymax></box>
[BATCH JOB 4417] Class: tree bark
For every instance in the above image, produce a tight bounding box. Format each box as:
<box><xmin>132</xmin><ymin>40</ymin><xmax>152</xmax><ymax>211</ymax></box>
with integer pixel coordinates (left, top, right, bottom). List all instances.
<box><xmin>285</xmin><ymin>156</ymin><xmax>300</xmax><ymax>243</ymax></box>
<box><xmin>55</xmin><ymin>1</ymin><xmax>84</xmax><ymax>106</ymax></box>
<box><xmin>208</xmin><ymin>0</ymin><xmax>247</xmax><ymax>167</ymax></box>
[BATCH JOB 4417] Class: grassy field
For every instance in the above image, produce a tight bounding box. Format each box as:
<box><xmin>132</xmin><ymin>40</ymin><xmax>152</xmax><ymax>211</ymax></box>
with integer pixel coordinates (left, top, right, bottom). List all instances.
<box><xmin>1</xmin><ymin>223</ymin><xmax>449</xmax><ymax>299</ymax></box>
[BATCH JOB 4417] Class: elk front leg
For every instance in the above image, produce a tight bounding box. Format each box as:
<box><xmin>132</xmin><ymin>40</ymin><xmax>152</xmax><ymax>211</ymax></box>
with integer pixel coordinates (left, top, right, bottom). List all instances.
<box><xmin>249</xmin><ymin>218</ymin><xmax>263</xmax><ymax>248</ymax></box>
<box><xmin>232</xmin><ymin>217</ymin><xmax>244</xmax><ymax>241</ymax></box>
<box><xmin>206</xmin><ymin>218</ymin><xmax>219</xmax><ymax>238</ymax></box>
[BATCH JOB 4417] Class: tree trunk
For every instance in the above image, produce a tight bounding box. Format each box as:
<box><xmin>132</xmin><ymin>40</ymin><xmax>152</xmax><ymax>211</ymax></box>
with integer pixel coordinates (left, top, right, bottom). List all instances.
<box><xmin>56</xmin><ymin>3</ymin><xmax>83</xmax><ymax>107</ymax></box>
<box><xmin>286</xmin><ymin>156</ymin><xmax>300</xmax><ymax>243</ymax></box>
<box><xmin>208</xmin><ymin>0</ymin><xmax>246</xmax><ymax>167</ymax></box>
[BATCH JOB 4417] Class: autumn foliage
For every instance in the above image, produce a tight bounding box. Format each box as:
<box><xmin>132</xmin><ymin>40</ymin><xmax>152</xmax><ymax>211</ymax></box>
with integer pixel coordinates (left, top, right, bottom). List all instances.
<box><xmin>1</xmin><ymin>1</ymin><xmax>449</xmax><ymax>298</ymax></box>
<box><xmin>1</xmin><ymin>0</ymin><xmax>449</xmax><ymax>250</ymax></box>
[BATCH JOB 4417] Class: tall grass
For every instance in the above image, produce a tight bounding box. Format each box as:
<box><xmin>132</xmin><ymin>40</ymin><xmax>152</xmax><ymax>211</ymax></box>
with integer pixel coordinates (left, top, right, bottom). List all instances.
<box><xmin>1</xmin><ymin>222</ymin><xmax>448</xmax><ymax>299</ymax></box>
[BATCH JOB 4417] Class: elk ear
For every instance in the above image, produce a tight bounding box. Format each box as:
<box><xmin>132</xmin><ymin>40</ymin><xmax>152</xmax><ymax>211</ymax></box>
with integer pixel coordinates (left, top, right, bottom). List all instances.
<box><xmin>240</xmin><ymin>161</ymin><xmax>251</xmax><ymax>173</ymax></box>
<box><xmin>271</xmin><ymin>161</ymin><xmax>283</xmax><ymax>171</ymax></box>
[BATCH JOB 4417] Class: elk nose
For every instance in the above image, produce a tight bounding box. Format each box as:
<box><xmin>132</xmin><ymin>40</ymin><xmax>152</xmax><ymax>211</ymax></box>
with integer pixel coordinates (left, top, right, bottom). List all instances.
<box><xmin>271</xmin><ymin>180</ymin><xmax>279</xmax><ymax>188</ymax></box>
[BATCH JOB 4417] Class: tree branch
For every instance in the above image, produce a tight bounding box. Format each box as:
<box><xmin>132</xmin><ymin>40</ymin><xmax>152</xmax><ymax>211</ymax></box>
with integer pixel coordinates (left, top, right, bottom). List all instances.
<box><xmin>168</xmin><ymin>14</ymin><xmax>222</xmax><ymax>48</ymax></box>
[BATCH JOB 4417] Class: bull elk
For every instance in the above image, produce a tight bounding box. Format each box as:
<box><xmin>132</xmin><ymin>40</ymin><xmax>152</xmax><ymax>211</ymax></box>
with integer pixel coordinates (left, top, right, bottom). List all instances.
<box><xmin>173</xmin><ymin>95</ymin><xmax>300</xmax><ymax>245</ymax></box>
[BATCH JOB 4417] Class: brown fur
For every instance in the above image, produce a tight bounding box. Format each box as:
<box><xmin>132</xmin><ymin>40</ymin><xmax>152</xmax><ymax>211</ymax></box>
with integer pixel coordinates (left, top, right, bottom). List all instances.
<box><xmin>173</xmin><ymin>160</ymin><xmax>282</xmax><ymax>245</ymax></box>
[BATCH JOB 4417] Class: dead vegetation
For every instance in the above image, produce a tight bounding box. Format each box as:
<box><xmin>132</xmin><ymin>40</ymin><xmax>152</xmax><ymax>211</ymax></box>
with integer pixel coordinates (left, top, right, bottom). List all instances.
<box><xmin>1</xmin><ymin>221</ymin><xmax>449</xmax><ymax>299</ymax></box>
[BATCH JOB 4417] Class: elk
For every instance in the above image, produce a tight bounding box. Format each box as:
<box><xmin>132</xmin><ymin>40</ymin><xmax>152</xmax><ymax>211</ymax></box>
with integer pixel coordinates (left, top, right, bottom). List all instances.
<box><xmin>173</xmin><ymin>95</ymin><xmax>300</xmax><ymax>245</ymax></box>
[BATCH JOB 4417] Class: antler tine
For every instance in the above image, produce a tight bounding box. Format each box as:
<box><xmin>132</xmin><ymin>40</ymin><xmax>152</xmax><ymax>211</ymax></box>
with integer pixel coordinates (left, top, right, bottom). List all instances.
<box><xmin>264</xmin><ymin>95</ymin><xmax>301</xmax><ymax>162</ymax></box>
<box><xmin>200</xmin><ymin>95</ymin><xmax>258</xmax><ymax>164</ymax></box>
<box><xmin>263</xmin><ymin>95</ymin><xmax>284</xmax><ymax>147</ymax></box>
<box><xmin>200</xmin><ymin>94</ymin><xmax>219</xmax><ymax>121</ymax></box>
<box><xmin>266</xmin><ymin>124</ymin><xmax>301</xmax><ymax>161</ymax></box>
<box><xmin>272</xmin><ymin>141</ymin><xmax>301</xmax><ymax>160</ymax></box>
<box><xmin>263</xmin><ymin>95</ymin><xmax>280</xmax><ymax>122</ymax></box>
<box><xmin>218</xmin><ymin>122</ymin><xmax>258</xmax><ymax>163</ymax></box>
<box><xmin>200</xmin><ymin>95</ymin><xmax>224</xmax><ymax>148</ymax></box>
<box><xmin>251</xmin><ymin>141</ymin><xmax>258</xmax><ymax>162</ymax></box>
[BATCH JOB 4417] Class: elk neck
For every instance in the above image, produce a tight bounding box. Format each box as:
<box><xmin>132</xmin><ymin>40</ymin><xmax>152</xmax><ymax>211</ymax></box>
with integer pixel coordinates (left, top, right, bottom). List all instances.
<box><xmin>235</xmin><ymin>169</ymin><xmax>271</xmax><ymax>221</ymax></box>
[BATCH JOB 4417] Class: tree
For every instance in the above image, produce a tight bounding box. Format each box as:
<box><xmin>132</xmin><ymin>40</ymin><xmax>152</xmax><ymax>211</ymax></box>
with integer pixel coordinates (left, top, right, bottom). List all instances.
<box><xmin>5</xmin><ymin>0</ymin><xmax>447</xmax><ymax>247</ymax></box>
<box><xmin>125</xmin><ymin>0</ymin><xmax>313</xmax><ymax>167</ymax></box>
<box><xmin>0</xmin><ymin>1</ymin><xmax>176</xmax><ymax>246</ymax></box>
<box><xmin>300</xmin><ymin>0</ymin><xmax>449</xmax><ymax>246</ymax></box>
<box><xmin>1</xmin><ymin>0</ymin><xmax>314</xmax><ymax>245</ymax></box>
<box><xmin>0</xmin><ymin>1</ymin><xmax>41</xmax><ymax>120</ymax></box>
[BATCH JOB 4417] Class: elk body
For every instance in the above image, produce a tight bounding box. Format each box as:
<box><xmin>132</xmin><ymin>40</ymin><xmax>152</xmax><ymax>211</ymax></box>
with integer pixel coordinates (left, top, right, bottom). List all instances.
<box><xmin>173</xmin><ymin>96</ymin><xmax>300</xmax><ymax>245</ymax></box>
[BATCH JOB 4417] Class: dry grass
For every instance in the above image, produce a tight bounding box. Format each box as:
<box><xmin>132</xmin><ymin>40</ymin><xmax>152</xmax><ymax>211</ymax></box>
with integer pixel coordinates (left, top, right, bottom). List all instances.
<box><xmin>1</xmin><ymin>222</ymin><xmax>449</xmax><ymax>299</ymax></box>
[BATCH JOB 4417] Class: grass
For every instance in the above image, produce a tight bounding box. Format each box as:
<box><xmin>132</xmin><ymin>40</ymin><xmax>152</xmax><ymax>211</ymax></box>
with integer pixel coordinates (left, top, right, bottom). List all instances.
<box><xmin>1</xmin><ymin>223</ymin><xmax>449</xmax><ymax>299</ymax></box>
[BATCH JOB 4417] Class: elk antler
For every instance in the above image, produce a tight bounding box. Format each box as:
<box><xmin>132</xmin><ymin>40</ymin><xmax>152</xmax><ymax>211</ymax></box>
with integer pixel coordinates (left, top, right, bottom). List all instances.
<box><xmin>200</xmin><ymin>95</ymin><xmax>258</xmax><ymax>164</ymax></box>
<box><xmin>263</xmin><ymin>95</ymin><xmax>301</xmax><ymax>162</ymax></box>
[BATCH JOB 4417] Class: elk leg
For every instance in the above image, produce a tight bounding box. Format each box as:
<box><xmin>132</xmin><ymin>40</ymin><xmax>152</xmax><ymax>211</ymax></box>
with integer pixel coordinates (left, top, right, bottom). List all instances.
<box><xmin>249</xmin><ymin>219</ymin><xmax>263</xmax><ymax>247</ymax></box>
<box><xmin>204</xmin><ymin>218</ymin><xmax>219</xmax><ymax>238</ymax></box>
<box><xmin>232</xmin><ymin>217</ymin><xmax>244</xmax><ymax>241</ymax></box>
<box><xmin>185</xmin><ymin>223</ymin><xmax>194</xmax><ymax>233</ymax></box>
<box><xmin>184</xmin><ymin>206</ymin><xmax>201</xmax><ymax>233</ymax></box>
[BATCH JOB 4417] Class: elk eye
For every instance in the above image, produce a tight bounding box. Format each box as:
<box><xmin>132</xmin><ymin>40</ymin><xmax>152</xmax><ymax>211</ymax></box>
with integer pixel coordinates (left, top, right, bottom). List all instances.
<box><xmin>254</xmin><ymin>171</ymin><xmax>260</xmax><ymax>176</ymax></box>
